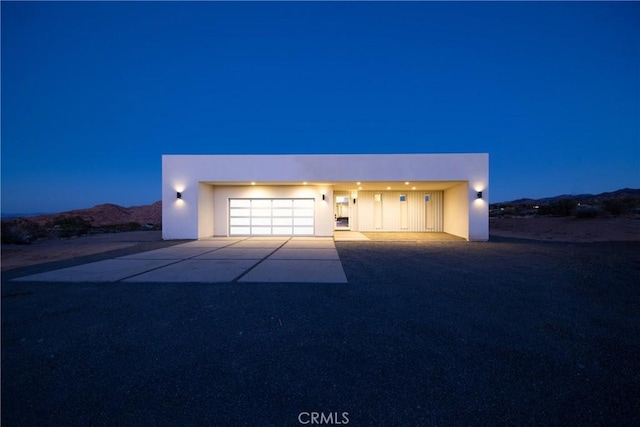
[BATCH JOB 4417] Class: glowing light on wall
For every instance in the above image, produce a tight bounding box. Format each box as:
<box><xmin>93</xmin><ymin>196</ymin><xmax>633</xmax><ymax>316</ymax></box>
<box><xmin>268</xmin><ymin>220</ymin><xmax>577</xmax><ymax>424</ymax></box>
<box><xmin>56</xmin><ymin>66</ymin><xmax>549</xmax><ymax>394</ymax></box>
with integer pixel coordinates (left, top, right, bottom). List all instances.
<box><xmin>473</xmin><ymin>183</ymin><xmax>486</xmax><ymax>204</ymax></box>
<box><xmin>174</xmin><ymin>184</ymin><xmax>186</xmax><ymax>206</ymax></box>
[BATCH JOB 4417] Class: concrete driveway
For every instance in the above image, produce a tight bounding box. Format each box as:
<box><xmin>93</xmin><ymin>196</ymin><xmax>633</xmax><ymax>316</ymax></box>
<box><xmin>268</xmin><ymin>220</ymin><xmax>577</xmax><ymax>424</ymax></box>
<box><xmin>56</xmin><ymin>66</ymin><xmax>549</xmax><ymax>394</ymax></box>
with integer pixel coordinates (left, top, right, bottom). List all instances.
<box><xmin>12</xmin><ymin>237</ymin><xmax>347</xmax><ymax>284</ymax></box>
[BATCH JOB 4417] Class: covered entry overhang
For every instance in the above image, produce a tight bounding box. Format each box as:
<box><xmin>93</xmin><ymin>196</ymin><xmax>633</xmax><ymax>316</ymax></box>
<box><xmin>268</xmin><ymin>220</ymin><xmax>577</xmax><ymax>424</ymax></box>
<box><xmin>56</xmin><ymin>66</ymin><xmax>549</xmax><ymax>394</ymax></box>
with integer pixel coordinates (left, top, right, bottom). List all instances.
<box><xmin>162</xmin><ymin>154</ymin><xmax>489</xmax><ymax>241</ymax></box>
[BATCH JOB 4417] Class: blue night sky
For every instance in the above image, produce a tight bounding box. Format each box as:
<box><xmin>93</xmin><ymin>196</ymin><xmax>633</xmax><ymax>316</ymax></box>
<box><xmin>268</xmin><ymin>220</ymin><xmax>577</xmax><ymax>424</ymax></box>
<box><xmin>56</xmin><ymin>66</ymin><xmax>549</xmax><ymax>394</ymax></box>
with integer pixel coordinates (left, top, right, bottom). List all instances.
<box><xmin>2</xmin><ymin>1</ymin><xmax>638</xmax><ymax>214</ymax></box>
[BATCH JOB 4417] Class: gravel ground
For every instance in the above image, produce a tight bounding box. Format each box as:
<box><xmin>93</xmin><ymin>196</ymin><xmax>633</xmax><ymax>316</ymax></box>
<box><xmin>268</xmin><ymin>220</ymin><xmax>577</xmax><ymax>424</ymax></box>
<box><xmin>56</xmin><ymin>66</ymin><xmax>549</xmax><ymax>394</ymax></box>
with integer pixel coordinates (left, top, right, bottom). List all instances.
<box><xmin>2</xmin><ymin>237</ymin><xmax>639</xmax><ymax>425</ymax></box>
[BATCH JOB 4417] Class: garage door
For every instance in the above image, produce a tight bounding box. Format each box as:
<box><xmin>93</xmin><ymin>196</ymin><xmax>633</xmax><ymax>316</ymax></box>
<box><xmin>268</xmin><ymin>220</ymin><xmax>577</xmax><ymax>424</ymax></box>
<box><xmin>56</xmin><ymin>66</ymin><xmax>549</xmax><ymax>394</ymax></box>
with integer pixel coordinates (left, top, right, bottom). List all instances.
<box><xmin>229</xmin><ymin>198</ymin><xmax>315</xmax><ymax>236</ymax></box>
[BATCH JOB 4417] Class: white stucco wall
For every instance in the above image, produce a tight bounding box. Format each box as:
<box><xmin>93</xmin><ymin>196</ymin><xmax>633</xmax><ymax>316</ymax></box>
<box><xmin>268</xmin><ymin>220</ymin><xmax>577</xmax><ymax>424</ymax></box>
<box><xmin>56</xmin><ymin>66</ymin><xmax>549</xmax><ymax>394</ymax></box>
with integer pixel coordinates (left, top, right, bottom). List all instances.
<box><xmin>198</xmin><ymin>183</ymin><xmax>215</xmax><ymax>238</ymax></box>
<box><xmin>469</xmin><ymin>174</ymin><xmax>489</xmax><ymax>242</ymax></box>
<box><xmin>162</xmin><ymin>153</ymin><xmax>489</xmax><ymax>240</ymax></box>
<box><xmin>443</xmin><ymin>182</ymin><xmax>469</xmax><ymax>240</ymax></box>
<box><xmin>162</xmin><ymin>184</ymin><xmax>197</xmax><ymax>240</ymax></box>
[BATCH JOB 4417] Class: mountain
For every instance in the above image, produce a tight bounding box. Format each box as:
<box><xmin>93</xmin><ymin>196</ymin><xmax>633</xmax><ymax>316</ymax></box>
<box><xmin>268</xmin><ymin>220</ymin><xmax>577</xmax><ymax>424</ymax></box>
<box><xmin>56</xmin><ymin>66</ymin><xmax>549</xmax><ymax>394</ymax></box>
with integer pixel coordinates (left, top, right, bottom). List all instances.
<box><xmin>25</xmin><ymin>201</ymin><xmax>162</xmax><ymax>227</ymax></box>
<box><xmin>496</xmin><ymin>188</ymin><xmax>640</xmax><ymax>206</ymax></box>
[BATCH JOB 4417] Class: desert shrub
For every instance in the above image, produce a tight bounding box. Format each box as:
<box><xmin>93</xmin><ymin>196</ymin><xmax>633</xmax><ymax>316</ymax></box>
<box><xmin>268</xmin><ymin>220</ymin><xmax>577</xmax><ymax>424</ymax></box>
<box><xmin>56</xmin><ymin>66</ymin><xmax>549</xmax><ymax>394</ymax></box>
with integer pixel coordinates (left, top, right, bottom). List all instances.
<box><xmin>1</xmin><ymin>218</ymin><xmax>45</xmax><ymax>244</ymax></box>
<box><xmin>601</xmin><ymin>197</ymin><xmax>640</xmax><ymax>216</ymax></box>
<box><xmin>575</xmin><ymin>205</ymin><xmax>599</xmax><ymax>218</ymax></box>
<box><xmin>109</xmin><ymin>222</ymin><xmax>143</xmax><ymax>232</ymax></box>
<box><xmin>538</xmin><ymin>199</ymin><xmax>575</xmax><ymax>217</ymax></box>
<box><xmin>47</xmin><ymin>216</ymin><xmax>92</xmax><ymax>238</ymax></box>
<box><xmin>122</xmin><ymin>221</ymin><xmax>143</xmax><ymax>231</ymax></box>
<box><xmin>517</xmin><ymin>209</ymin><xmax>538</xmax><ymax>217</ymax></box>
<box><xmin>489</xmin><ymin>206</ymin><xmax>519</xmax><ymax>217</ymax></box>
<box><xmin>601</xmin><ymin>199</ymin><xmax>628</xmax><ymax>216</ymax></box>
<box><xmin>628</xmin><ymin>197</ymin><xmax>640</xmax><ymax>213</ymax></box>
<box><xmin>95</xmin><ymin>222</ymin><xmax>144</xmax><ymax>233</ymax></box>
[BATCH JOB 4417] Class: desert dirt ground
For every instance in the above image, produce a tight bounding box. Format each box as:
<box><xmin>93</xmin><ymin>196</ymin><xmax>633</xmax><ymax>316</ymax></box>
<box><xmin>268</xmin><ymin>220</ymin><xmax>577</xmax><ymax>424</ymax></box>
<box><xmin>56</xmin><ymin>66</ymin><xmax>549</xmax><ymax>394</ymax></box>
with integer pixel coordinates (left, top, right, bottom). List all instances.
<box><xmin>2</xmin><ymin>217</ymin><xmax>638</xmax><ymax>272</ymax></box>
<box><xmin>489</xmin><ymin>215</ymin><xmax>640</xmax><ymax>242</ymax></box>
<box><xmin>1</xmin><ymin>231</ymin><xmax>165</xmax><ymax>271</ymax></box>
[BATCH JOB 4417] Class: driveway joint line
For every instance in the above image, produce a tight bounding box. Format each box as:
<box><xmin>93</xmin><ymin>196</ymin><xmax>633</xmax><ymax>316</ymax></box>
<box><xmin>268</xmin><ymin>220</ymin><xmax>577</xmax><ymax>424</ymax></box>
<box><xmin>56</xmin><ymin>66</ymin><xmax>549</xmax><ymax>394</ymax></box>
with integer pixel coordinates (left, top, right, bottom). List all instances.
<box><xmin>116</xmin><ymin>259</ymin><xmax>187</xmax><ymax>282</ymax></box>
<box><xmin>231</xmin><ymin>238</ymin><xmax>292</xmax><ymax>283</ymax></box>
<box><xmin>116</xmin><ymin>241</ymin><xmax>242</xmax><ymax>282</ymax></box>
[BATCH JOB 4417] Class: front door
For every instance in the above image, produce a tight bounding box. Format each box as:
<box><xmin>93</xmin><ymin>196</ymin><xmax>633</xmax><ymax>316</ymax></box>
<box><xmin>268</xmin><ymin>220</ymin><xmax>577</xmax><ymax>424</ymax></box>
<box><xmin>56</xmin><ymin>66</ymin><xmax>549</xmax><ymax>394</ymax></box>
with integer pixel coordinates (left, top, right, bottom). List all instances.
<box><xmin>334</xmin><ymin>193</ymin><xmax>350</xmax><ymax>230</ymax></box>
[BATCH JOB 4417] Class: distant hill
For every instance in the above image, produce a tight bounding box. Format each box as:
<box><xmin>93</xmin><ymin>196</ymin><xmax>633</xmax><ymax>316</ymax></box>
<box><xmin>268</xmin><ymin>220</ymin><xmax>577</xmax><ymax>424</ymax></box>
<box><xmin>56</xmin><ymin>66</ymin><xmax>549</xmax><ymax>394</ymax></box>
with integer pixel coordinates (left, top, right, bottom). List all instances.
<box><xmin>26</xmin><ymin>201</ymin><xmax>162</xmax><ymax>227</ymax></box>
<box><xmin>495</xmin><ymin>188</ymin><xmax>640</xmax><ymax>206</ymax></box>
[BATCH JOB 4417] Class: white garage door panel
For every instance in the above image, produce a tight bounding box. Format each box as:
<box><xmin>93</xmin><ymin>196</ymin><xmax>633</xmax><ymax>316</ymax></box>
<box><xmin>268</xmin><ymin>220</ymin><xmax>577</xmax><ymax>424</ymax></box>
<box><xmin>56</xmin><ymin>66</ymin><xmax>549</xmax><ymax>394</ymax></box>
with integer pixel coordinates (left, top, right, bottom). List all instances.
<box><xmin>230</xmin><ymin>199</ymin><xmax>251</xmax><ymax>208</ymax></box>
<box><xmin>273</xmin><ymin>209</ymin><xmax>293</xmax><ymax>217</ymax></box>
<box><xmin>251</xmin><ymin>227</ymin><xmax>272</xmax><ymax>235</ymax></box>
<box><xmin>251</xmin><ymin>218</ymin><xmax>271</xmax><ymax>226</ymax></box>
<box><xmin>273</xmin><ymin>227</ymin><xmax>293</xmax><ymax>234</ymax></box>
<box><xmin>273</xmin><ymin>218</ymin><xmax>293</xmax><ymax>226</ymax></box>
<box><xmin>230</xmin><ymin>217</ymin><xmax>250</xmax><ymax>226</ymax></box>
<box><xmin>229</xmin><ymin>198</ymin><xmax>314</xmax><ymax>236</ymax></box>
<box><xmin>231</xmin><ymin>226</ymin><xmax>251</xmax><ymax>235</ymax></box>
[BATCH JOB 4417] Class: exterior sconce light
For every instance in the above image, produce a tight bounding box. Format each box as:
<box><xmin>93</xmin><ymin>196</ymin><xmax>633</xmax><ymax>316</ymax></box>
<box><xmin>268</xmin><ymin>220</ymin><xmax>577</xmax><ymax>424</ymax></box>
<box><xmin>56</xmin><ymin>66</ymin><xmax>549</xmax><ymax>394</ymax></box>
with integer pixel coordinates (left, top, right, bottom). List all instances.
<box><xmin>322</xmin><ymin>194</ymin><xmax>326</xmax><ymax>201</ymax></box>
<box><xmin>177</xmin><ymin>192</ymin><xmax>182</xmax><ymax>199</ymax></box>
<box><xmin>477</xmin><ymin>191</ymin><xmax>483</xmax><ymax>199</ymax></box>
<box><xmin>353</xmin><ymin>198</ymin><xmax>357</xmax><ymax>204</ymax></box>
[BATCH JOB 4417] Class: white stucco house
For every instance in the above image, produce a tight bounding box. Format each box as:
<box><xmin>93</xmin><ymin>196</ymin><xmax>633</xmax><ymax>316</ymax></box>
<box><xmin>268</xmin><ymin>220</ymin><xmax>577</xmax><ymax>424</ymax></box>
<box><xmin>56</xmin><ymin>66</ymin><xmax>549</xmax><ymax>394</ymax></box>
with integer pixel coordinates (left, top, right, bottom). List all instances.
<box><xmin>162</xmin><ymin>153</ymin><xmax>489</xmax><ymax>241</ymax></box>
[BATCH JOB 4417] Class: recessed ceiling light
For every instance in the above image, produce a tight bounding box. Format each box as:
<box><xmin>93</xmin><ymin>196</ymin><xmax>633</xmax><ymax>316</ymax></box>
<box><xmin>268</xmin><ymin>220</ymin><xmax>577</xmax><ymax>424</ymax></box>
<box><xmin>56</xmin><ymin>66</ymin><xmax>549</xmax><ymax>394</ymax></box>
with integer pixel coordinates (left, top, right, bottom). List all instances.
<box><xmin>412</xmin><ymin>186</ymin><xmax>416</xmax><ymax>190</ymax></box>
<box><xmin>303</xmin><ymin>182</ymin><xmax>308</xmax><ymax>185</ymax></box>
<box><xmin>387</xmin><ymin>186</ymin><xmax>391</xmax><ymax>190</ymax></box>
<box><xmin>357</xmin><ymin>182</ymin><xmax>361</xmax><ymax>185</ymax></box>
<box><xmin>405</xmin><ymin>182</ymin><xmax>409</xmax><ymax>185</ymax></box>
<box><xmin>358</xmin><ymin>186</ymin><xmax>363</xmax><ymax>190</ymax></box>
<box><xmin>251</xmin><ymin>182</ymin><xmax>256</xmax><ymax>185</ymax></box>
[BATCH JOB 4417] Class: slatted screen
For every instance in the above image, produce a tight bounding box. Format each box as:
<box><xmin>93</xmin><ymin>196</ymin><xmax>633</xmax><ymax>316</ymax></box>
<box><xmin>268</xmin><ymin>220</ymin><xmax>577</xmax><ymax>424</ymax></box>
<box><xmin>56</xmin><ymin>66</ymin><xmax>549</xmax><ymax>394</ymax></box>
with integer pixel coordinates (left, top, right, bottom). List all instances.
<box><xmin>356</xmin><ymin>190</ymin><xmax>443</xmax><ymax>232</ymax></box>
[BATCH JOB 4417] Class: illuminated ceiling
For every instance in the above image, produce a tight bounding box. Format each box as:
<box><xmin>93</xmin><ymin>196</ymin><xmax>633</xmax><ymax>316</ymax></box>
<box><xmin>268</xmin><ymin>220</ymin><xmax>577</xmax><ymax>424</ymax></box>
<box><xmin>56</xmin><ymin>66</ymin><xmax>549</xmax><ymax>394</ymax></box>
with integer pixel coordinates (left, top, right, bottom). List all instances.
<box><xmin>202</xmin><ymin>181</ymin><xmax>465</xmax><ymax>191</ymax></box>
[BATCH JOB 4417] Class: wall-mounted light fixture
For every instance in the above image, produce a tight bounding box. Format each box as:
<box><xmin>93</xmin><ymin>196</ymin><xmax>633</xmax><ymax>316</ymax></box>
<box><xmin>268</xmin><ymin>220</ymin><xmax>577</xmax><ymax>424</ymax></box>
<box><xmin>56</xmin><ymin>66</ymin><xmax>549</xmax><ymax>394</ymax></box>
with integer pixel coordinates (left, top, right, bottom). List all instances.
<box><xmin>477</xmin><ymin>191</ymin><xmax>483</xmax><ymax>199</ymax></box>
<box><xmin>177</xmin><ymin>192</ymin><xmax>182</xmax><ymax>199</ymax></box>
<box><xmin>322</xmin><ymin>194</ymin><xmax>326</xmax><ymax>201</ymax></box>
